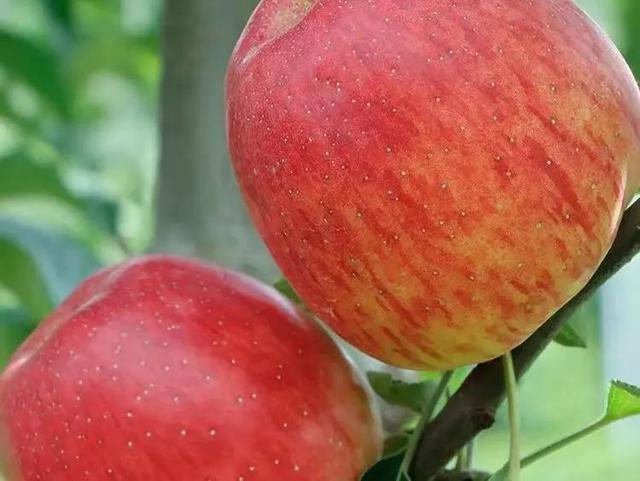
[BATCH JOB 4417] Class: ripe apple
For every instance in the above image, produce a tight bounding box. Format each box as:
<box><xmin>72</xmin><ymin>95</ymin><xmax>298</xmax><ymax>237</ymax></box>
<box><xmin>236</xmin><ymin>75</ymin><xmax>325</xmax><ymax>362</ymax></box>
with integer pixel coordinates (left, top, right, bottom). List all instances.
<box><xmin>0</xmin><ymin>256</ymin><xmax>381</xmax><ymax>481</ymax></box>
<box><xmin>226</xmin><ymin>0</ymin><xmax>640</xmax><ymax>370</ymax></box>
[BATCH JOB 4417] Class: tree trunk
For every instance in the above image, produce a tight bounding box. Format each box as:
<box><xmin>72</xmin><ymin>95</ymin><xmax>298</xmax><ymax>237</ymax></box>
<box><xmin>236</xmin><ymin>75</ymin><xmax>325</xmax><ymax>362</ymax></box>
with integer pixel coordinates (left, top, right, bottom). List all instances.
<box><xmin>155</xmin><ymin>0</ymin><xmax>278</xmax><ymax>279</ymax></box>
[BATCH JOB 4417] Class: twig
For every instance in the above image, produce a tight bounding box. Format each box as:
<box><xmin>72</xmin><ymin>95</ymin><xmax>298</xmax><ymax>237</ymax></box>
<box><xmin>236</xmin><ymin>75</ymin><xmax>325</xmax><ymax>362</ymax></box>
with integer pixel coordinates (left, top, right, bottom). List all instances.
<box><xmin>520</xmin><ymin>418</ymin><xmax>609</xmax><ymax>468</ymax></box>
<box><xmin>409</xmin><ymin>198</ymin><xmax>640</xmax><ymax>480</ymax></box>
<box><xmin>502</xmin><ymin>353</ymin><xmax>521</xmax><ymax>481</ymax></box>
<box><xmin>400</xmin><ymin>371</ymin><xmax>454</xmax><ymax>480</ymax></box>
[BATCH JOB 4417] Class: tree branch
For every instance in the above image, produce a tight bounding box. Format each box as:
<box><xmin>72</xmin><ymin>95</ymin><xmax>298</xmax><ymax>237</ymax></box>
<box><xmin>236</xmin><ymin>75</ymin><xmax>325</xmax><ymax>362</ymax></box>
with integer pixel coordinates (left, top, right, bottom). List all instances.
<box><xmin>155</xmin><ymin>0</ymin><xmax>276</xmax><ymax>278</ymax></box>
<box><xmin>434</xmin><ymin>470</ymin><xmax>490</xmax><ymax>481</ymax></box>
<box><xmin>410</xmin><ymin>198</ymin><xmax>640</xmax><ymax>481</ymax></box>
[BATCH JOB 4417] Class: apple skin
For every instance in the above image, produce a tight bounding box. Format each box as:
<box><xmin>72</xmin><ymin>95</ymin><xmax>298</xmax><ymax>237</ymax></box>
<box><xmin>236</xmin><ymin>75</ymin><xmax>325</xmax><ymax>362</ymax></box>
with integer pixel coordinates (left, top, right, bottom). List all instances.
<box><xmin>226</xmin><ymin>0</ymin><xmax>640</xmax><ymax>370</ymax></box>
<box><xmin>0</xmin><ymin>256</ymin><xmax>381</xmax><ymax>481</ymax></box>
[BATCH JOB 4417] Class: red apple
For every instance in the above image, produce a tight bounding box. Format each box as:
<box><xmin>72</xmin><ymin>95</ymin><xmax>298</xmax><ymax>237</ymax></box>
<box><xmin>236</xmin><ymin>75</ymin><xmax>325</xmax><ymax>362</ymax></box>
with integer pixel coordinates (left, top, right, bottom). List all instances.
<box><xmin>0</xmin><ymin>256</ymin><xmax>381</xmax><ymax>481</ymax></box>
<box><xmin>226</xmin><ymin>0</ymin><xmax>640</xmax><ymax>370</ymax></box>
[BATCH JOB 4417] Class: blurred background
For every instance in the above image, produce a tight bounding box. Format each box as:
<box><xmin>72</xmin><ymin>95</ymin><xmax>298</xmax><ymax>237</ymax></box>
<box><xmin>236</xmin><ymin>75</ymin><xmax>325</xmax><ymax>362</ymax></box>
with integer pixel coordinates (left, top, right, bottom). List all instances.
<box><xmin>0</xmin><ymin>0</ymin><xmax>637</xmax><ymax>480</ymax></box>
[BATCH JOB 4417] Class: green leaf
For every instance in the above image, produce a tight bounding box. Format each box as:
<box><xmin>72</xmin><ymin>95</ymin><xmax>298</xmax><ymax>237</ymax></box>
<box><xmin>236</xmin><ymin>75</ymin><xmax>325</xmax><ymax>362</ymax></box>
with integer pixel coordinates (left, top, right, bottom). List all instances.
<box><xmin>553</xmin><ymin>300</ymin><xmax>596</xmax><ymax>349</ymax></box>
<box><xmin>0</xmin><ymin>30</ymin><xmax>69</xmax><ymax>117</ymax></box>
<box><xmin>0</xmin><ymin>152</ymin><xmax>81</xmax><ymax>208</ymax></box>
<box><xmin>0</xmin><ymin>237</ymin><xmax>52</xmax><ymax>319</ymax></box>
<box><xmin>0</xmin><ymin>220</ymin><xmax>102</xmax><ymax>368</ymax></box>
<box><xmin>44</xmin><ymin>0</ymin><xmax>74</xmax><ymax>36</ymax></box>
<box><xmin>273</xmin><ymin>278</ymin><xmax>303</xmax><ymax>305</ymax></box>
<box><xmin>383</xmin><ymin>435</ymin><xmax>410</xmax><ymax>458</ymax></box>
<box><xmin>360</xmin><ymin>450</ymin><xmax>405</xmax><ymax>481</ymax></box>
<box><xmin>419</xmin><ymin>371</ymin><xmax>443</xmax><ymax>381</ymax></box>
<box><xmin>622</xmin><ymin>0</ymin><xmax>640</xmax><ymax>76</ymax></box>
<box><xmin>0</xmin><ymin>308</ymin><xmax>35</xmax><ymax>368</ymax></box>
<box><xmin>604</xmin><ymin>381</ymin><xmax>640</xmax><ymax>421</ymax></box>
<box><xmin>359</xmin><ymin>435</ymin><xmax>412</xmax><ymax>481</ymax></box>
<box><xmin>367</xmin><ymin>372</ymin><xmax>435</xmax><ymax>412</ymax></box>
<box><xmin>0</xmin><ymin>218</ymin><xmax>102</xmax><ymax>305</ymax></box>
<box><xmin>70</xmin><ymin>34</ymin><xmax>159</xmax><ymax>96</ymax></box>
<box><xmin>0</xmin><ymin>153</ymin><xmax>120</xmax><ymax>240</ymax></box>
<box><xmin>78</xmin><ymin>195</ymin><xmax>119</xmax><ymax>235</ymax></box>
<box><xmin>554</xmin><ymin>323</ymin><xmax>587</xmax><ymax>348</ymax></box>
<box><xmin>0</xmin><ymin>90</ymin><xmax>41</xmax><ymax>133</ymax></box>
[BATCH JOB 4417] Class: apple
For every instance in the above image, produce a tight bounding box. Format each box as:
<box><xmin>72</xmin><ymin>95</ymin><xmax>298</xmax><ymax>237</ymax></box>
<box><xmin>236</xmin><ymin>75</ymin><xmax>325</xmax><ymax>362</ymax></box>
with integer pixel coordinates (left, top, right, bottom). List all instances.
<box><xmin>0</xmin><ymin>256</ymin><xmax>381</xmax><ymax>481</ymax></box>
<box><xmin>226</xmin><ymin>0</ymin><xmax>640</xmax><ymax>370</ymax></box>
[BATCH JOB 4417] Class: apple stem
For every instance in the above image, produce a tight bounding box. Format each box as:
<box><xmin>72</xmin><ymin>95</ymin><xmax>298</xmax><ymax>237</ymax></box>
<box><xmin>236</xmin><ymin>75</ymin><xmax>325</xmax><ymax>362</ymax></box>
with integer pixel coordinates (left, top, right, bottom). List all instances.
<box><xmin>502</xmin><ymin>352</ymin><xmax>521</xmax><ymax>481</ymax></box>
<box><xmin>400</xmin><ymin>370</ymin><xmax>454</xmax><ymax>481</ymax></box>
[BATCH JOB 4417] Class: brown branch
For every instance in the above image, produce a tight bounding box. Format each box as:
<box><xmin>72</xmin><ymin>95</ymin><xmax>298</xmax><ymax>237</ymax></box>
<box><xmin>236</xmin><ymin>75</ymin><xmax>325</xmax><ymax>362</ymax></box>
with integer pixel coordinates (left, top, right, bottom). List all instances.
<box><xmin>155</xmin><ymin>0</ymin><xmax>276</xmax><ymax>277</ymax></box>
<box><xmin>410</xmin><ymin>198</ymin><xmax>640</xmax><ymax>481</ymax></box>
<box><xmin>434</xmin><ymin>470</ymin><xmax>490</xmax><ymax>481</ymax></box>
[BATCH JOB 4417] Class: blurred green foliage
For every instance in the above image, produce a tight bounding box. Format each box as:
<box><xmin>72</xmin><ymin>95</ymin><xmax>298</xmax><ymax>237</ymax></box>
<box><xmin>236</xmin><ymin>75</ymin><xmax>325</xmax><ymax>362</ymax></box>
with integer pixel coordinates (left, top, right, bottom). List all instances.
<box><xmin>621</xmin><ymin>0</ymin><xmax>640</xmax><ymax>76</ymax></box>
<box><xmin>0</xmin><ymin>0</ymin><xmax>161</xmax><ymax>362</ymax></box>
<box><xmin>0</xmin><ymin>1</ymin><xmax>638</xmax><ymax>480</ymax></box>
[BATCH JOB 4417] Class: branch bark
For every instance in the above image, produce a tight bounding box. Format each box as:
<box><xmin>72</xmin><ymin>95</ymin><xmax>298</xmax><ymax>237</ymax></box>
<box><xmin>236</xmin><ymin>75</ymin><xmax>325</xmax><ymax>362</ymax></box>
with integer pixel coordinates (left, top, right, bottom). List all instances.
<box><xmin>410</xmin><ymin>198</ymin><xmax>640</xmax><ymax>481</ymax></box>
<box><xmin>155</xmin><ymin>0</ymin><xmax>277</xmax><ymax>278</ymax></box>
<box><xmin>434</xmin><ymin>471</ymin><xmax>490</xmax><ymax>481</ymax></box>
